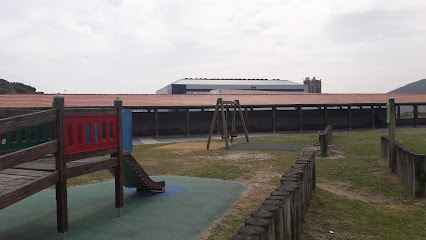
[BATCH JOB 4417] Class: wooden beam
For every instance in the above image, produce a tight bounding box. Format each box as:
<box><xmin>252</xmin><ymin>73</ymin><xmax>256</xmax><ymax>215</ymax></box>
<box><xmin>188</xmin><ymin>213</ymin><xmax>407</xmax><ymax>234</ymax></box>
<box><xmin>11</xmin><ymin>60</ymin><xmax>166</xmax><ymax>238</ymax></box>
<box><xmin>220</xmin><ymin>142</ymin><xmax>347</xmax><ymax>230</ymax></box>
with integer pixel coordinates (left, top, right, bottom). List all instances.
<box><xmin>0</xmin><ymin>109</ymin><xmax>57</xmax><ymax>134</ymax></box>
<box><xmin>272</xmin><ymin>106</ymin><xmax>276</xmax><ymax>133</ymax></box>
<box><xmin>220</xmin><ymin>99</ymin><xmax>229</xmax><ymax>149</ymax></box>
<box><xmin>237</xmin><ymin>100</ymin><xmax>249</xmax><ymax>143</ymax></box>
<box><xmin>297</xmin><ymin>106</ymin><xmax>302</xmax><ymax>132</ymax></box>
<box><xmin>0</xmin><ymin>109</ymin><xmax>41</xmax><ymax>117</ymax></box>
<box><xmin>207</xmin><ymin>99</ymin><xmax>220</xmax><ymax>150</ymax></box>
<box><xmin>348</xmin><ymin>106</ymin><xmax>352</xmax><ymax>130</ymax></box>
<box><xmin>154</xmin><ymin>108</ymin><xmax>159</xmax><ymax>137</ymax></box>
<box><xmin>53</xmin><ymin>95</ymin><xmax>68</xmax><ymax>234</ymax></box>
<box><xmin>371</xmin><ymin>105</ymin><xmax>375</xmax><ymax>129</ymax></box>
<box><xmin>216</xmin><ymin>110</ymin><xmax>220</xmax><ymax>135</ymax></box>
<box><xmin>0</xmin><ymin>140</ymin><xmax>58</xmax><ymax>171</ymax></box>
<box><xmin>114</xmin><ymin>98</ymin><xmax>124</xmax><ymax>215</ymax></box>
<box><xmin>67</xmin><ymin>157</ymin><xmax>118</xmax><ymax>178</ymax></box>
<box><xmin>186</xmin><ymin>108</ymin><xmax>190</xmax><ymax>136</ymax></box>
<box><xmin>65</xmin><ymin>108</ymin><xmax>117</xmax><ymax>116</ymax></box>
<box><xmin>414</xmin><ymin>104</ymin><xmax>418</xmax><ymax>128</ymax></box>
<box><xmin>65</xmin><ymin>147</ymin><xmax>118</xmax><ymax>162</ymax></box>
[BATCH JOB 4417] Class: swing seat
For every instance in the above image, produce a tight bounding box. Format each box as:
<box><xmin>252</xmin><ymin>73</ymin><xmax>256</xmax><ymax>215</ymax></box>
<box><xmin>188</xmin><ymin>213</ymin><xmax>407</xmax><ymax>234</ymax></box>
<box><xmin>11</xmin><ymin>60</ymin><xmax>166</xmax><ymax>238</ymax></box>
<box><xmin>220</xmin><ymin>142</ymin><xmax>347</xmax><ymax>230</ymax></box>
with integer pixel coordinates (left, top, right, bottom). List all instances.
<box><xmin>230</xmin><ymin>131</ymin><xmax>237</xmax><ymax>137</ymax></box>
<box><xmin>221</xmin><ymin>132</ymin><xmax>230</xmax><ymax>139</ymax></box>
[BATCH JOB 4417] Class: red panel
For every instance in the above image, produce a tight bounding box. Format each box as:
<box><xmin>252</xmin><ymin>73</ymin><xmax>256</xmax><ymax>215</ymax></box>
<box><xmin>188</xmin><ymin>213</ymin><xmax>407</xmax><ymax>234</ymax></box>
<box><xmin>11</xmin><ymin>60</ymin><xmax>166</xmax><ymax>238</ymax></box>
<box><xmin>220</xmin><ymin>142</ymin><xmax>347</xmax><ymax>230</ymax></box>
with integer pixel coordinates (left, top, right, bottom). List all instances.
<box><xmin>65</xmin><ymin>115</ymin><xmax>118</xmax><ymax>155</ymax></box>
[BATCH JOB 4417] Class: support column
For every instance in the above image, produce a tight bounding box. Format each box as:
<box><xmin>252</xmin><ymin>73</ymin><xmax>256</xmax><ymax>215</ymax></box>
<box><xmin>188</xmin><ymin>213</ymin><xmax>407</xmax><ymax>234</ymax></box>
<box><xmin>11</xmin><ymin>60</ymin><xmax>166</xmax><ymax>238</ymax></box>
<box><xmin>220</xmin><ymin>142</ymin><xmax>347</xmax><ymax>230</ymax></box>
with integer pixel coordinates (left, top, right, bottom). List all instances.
<box><xmin>154</xmin><ymin>108</ymin><xmax>159</xmax><ymax>137</ymax></box>
<box><xmin>297</xmin><ymin>106</ymin><xmax>302</xmax><ymax>132</ymax></box>
<box><xmin>397</xmin><ymin>105</ymin><xmax>401</xmax><ymax>119</ymax></box>
<box><xmin>371</xmin><ymin>105</ymin><xmax>375</xmax><ymax>129</ymax></box>
<box><xmin>272</xmin><ymin>106</ymin><xmax>276</xmax><ymax>133</ymax></box>
<box><xmin>216</xmin><ymin>111</ymin><xmax>220</xmax><ymax>135</ymax></box>
<box><xmin>323</xmin><ymin>106</ymin><xmax>328</xmax><ymax>128</ymax></box>
<box><xmin>186</xmin><ymin>108</ymin><xmax>190</xmax><ymax>136</ymax></box>
<box><xmin>348</xmin><ymin>106</ymin><xmax>352</xmax><ymax>130</ymax></box>
<box><xmin>414</xmin><ymin>104</ymin><xmax>418</xmax><ymax>128</ymax></box>
<box><xmin>114</xmin><ymin>98</ymin><xmax>124</xmax><ymax>216</ymax></box>
<box><xmin>53</xmin><ymin>95</ymin><xmax>68</xmax><ymax>234</ymax></box>
<box><xmin>389</xmin><ymin>98</ymin><xmax>396</xmax><ymax>172</ymax></box>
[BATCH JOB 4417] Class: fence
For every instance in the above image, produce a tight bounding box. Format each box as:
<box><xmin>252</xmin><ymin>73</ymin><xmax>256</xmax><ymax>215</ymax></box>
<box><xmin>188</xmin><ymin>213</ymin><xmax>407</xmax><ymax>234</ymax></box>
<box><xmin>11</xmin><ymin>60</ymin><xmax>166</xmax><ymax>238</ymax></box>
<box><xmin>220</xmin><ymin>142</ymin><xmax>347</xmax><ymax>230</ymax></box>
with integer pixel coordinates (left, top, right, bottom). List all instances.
<box><xmin>230</xmin><ymin>152</ymin><xmax>316</xmax><ymax>240</ymax></box>
<box><xmin>319</xmin><ymin>125</ymin><xmax>332</xmax><ymax>156</ymax></box>
<box><xmin>381</xmin><ymin>136</ymin><xmax>426</xmax><ymax>197</ymax></box>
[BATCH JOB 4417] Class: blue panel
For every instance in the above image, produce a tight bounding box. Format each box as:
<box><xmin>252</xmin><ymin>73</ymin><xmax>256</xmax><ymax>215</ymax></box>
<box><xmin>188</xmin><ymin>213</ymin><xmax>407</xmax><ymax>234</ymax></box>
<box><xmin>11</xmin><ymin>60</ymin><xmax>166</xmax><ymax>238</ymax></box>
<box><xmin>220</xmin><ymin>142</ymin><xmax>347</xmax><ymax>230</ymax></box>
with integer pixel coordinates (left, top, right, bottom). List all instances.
<box><xmin>123</xmin><ymin>109</ymin><xmax>132</xmax><ymax>155</ymax></box>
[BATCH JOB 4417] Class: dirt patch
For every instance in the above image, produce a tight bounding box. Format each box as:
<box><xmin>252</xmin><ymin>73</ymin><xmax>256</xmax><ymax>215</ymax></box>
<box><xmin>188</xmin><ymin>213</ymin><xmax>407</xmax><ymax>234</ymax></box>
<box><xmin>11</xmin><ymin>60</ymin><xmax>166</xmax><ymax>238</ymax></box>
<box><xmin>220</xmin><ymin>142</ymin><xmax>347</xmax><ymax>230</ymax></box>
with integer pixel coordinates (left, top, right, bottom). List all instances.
<box><xmin>317</xmin><ymin>181</ymin><xmax>395</xmax><ymax>205</ymax></box>
<box><xmin>305</xmin><ymin>145</ymin><xmax>346</xmax><ymax>160</ymax></box>
<box><xmin>194</xmin><ymin>152</ymin><xmax>275</xmax><ymax>162</ymax></box>
<box><xmin>153</xmin><ymin>142</ymin><xmax>233</xmax><ymax>150</ymax></box>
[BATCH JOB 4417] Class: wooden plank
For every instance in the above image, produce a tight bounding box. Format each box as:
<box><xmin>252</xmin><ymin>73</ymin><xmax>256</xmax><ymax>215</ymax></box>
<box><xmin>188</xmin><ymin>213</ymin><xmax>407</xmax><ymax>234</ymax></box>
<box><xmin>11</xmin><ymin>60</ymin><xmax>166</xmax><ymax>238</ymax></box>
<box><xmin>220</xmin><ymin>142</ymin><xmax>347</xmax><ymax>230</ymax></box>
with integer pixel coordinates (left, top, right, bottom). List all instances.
<box><xmin>65</xmin><ymin>108</ymin><xmax>117</xmax><ymax>116</ymax></box>
<box><xmin>0</xmin><ymin>171</ymin><xmax>59</xmax><ymax>210</ymax></box>
<box><xmin>65</xmin><ymin>147</ymin><xmax>118</xmax><ymax>162</ymax></box>
<box><xmin>13</xmin><ymin>160</ymin><xmax>56</xmax><ymax>171</ymax></box>
<box><xmin>0</xmin><ymin>109</ymin><xmax>57</xmax><ymax>134</ymax></box>
<box><xmin>0</xmin><ymin>109</ymin><xmax>41</xmax><ymax>117</ymax></box>
<box><xmin>207</xmin><ymin>99</ymin><xmax>220</xmax><ymax>150</ymax></box>
<box><xmin>1</xmin><ymin>168</ymin><xmax>51</xmax><ymax>177</ymax></box>
<box><xmin>67</xmin><ymin>156</ymin><xmax>118</xmax><ymax>178</ymax></box>
<box><xmin>0</xmin><ymin>140</ymin><xmax>58</xmax><ymax>171</ymax></box>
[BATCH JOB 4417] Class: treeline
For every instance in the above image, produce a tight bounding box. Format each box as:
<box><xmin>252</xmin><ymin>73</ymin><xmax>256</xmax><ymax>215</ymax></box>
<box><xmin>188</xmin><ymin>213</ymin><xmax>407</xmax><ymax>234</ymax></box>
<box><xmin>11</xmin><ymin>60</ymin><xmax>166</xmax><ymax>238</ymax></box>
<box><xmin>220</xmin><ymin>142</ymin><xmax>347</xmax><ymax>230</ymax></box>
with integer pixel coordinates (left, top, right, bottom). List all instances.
<box><xmin>0</xmin><ymin>79</ymin><xmax>43</xmax><ymax>94</ymax></box>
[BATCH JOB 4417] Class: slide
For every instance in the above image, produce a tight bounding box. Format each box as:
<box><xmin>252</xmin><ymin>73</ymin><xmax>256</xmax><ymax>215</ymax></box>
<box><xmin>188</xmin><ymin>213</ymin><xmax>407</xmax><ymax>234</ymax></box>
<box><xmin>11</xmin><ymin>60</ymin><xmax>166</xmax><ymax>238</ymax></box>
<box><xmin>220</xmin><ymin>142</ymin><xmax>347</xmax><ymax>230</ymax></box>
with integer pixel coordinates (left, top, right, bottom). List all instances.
<box><xmin>110</xmin><ymin>155</ymin><xmax>165</xmax><ymax>192</ymax></box>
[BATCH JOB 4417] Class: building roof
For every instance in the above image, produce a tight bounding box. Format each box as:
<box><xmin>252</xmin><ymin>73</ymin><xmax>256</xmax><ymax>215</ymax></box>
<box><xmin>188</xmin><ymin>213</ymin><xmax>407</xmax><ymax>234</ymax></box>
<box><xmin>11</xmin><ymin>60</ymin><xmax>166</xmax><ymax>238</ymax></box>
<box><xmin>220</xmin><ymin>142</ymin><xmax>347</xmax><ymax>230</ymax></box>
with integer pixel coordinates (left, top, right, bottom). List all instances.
<box><xmin>172</xmin><ymin>78</ymin><xmax>303</xmax><ymax>86</ymax></box>
<box><xmin>1</xmin><ymin>93</ymin><xmax>426</xmax><ymax>109</ymax></box>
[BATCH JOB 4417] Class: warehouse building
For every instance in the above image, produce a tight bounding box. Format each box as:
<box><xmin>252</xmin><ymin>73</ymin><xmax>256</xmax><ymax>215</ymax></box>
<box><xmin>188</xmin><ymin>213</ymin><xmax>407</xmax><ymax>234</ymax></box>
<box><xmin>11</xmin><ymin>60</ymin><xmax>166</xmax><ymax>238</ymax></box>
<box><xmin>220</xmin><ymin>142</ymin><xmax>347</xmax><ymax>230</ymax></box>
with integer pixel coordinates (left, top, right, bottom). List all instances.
<box><xmin>156</xmin><ymin>78</ymin><xmax>310</xmax><ymax>94</ymax></box>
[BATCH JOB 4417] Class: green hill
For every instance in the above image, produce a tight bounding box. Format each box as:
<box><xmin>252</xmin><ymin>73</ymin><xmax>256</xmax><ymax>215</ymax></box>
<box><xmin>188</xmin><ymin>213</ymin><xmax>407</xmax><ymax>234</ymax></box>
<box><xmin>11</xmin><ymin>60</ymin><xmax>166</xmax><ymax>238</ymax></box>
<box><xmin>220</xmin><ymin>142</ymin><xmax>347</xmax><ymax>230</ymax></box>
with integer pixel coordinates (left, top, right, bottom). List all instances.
<box><xmin>389</xmin><ymin>79</ymin><xmax>426</xmax><ymax>94</ymax></box>
<box><xmin>0</xmin><ymin>79</ymin><xmax>43</xmax><ymax>94</ymax></box>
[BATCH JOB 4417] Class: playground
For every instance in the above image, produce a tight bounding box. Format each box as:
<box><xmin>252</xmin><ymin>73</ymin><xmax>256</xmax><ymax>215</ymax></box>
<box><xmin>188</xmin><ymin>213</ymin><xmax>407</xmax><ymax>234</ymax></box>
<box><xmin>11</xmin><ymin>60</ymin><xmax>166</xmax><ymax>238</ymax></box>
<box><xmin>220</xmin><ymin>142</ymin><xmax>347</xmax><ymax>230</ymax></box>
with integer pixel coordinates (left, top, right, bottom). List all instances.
<box><xmin>1</xmin><ymin>96</ymin><xmax>425</xmax><ymax>240</ymax></box>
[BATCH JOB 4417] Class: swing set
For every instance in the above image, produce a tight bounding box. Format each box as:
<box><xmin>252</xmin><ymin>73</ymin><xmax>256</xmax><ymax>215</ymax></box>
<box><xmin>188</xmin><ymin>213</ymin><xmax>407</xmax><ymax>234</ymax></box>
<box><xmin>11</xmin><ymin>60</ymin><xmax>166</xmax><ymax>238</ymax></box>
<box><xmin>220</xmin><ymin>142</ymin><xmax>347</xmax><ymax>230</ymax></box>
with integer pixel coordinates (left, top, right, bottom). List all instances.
<box><xmin>206</xmin><ymin>98</ymin><xmax>249</xmax><ymax>150</ymax></box>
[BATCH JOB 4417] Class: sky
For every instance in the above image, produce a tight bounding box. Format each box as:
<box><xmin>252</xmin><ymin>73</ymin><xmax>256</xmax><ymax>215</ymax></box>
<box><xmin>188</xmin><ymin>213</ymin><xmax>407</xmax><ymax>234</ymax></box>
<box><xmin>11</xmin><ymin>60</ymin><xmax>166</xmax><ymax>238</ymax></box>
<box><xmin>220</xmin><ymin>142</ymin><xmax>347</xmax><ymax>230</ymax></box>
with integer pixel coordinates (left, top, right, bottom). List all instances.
<box><xmin>1</xmin><ymin>0</ymin><xmax>426</xmax><ymax>94</ymax></box>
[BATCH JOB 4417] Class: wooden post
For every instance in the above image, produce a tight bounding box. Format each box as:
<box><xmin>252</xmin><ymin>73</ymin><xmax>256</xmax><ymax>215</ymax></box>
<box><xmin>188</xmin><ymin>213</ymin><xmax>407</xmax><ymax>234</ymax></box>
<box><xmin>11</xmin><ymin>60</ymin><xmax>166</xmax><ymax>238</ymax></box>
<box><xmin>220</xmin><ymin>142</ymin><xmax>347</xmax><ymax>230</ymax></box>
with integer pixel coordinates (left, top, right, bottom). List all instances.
<box><xmin>114</xmin><ymin>98</ymin><xmax>124</xmax><ymax>216</ymax></box>
<box><xmin>244</xmin><ymin>107</ymin><xmax>248</xmax><ymax>129</ymax></box>
<box><xmin>389</xmin><ymin>98</ymin><xmax>396</xmax><ymax>172</ymax></box>
<box><xmin>237</xmin><ymin>100</ymin><xmax>249</xmax><ymax>143</ymax></box>
<box><xmin>53</xmin><ymin>95</ymin><xmax>68</xmax><ymax>234</ymax></box>
<box><xmin>272</xmin><ymin>106</ymin><xmax>276</xmax><ymax>133</ymax></box>
<box><xmin>413</xmin><ymin>104</ymin><xmax>418</xmax><ymax>128</ymax></box>
<box><xmin>216</xmin><ymin>110</ymin><xmax>220</xmax><ymax>135</ymax></box>
<box><xmin>348</xmin><ymin>106</ymin><xmax>352</xmax><ymax>130</ymax></box>
<box><xmin>220</xmin><ymin>99</ymin><xmax>229</xmax><ymax>149</ymax></box>
<box><xmin>154</xmin><ymin>108</ymin><xmax>159</xmax><ymax>137</ymax></box>
<box><xmin>323</xmin><ymin>106</ymin><xmax>328</xmax><ymax>128</ymax></box>
<box><xmin>186</xmin><ymin>108</ymin><xmax>190</xmax><ymax>136</ymax></box>
<box><xmin>297</xmin><ymin>106</ymin><xmax>302</xmax><ymax>132</ymax></box>
<box><xmin>207</xmin><ymin>99</ymin><xmax>220</xmax><ymax>150</ymax></box>
<box><xmin>371</xmin><ymin>105</ymin><xmax>375</xmax><ymax>129</ymax></box>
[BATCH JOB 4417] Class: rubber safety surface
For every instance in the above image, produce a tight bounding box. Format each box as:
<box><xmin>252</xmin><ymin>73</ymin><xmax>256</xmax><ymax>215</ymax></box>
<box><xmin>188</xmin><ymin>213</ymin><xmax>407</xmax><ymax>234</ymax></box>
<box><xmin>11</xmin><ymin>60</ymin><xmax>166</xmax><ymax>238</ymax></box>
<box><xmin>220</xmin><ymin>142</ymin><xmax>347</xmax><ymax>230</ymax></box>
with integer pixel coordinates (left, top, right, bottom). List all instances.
<box><xmin>0</xmin><ymin>176</ymin><xmax>247</xmax><ymax>240</ymax></box>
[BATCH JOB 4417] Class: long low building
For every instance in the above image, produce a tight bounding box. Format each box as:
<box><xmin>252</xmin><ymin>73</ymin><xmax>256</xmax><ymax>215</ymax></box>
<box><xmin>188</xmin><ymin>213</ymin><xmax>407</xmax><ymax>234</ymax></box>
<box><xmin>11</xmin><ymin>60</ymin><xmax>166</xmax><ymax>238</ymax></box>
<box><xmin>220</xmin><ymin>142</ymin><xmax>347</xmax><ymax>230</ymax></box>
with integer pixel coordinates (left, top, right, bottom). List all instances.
<box><xmin>1</xmin><ymin>93</ymin><xmax>425</xmax><ymax>136</ymax></box>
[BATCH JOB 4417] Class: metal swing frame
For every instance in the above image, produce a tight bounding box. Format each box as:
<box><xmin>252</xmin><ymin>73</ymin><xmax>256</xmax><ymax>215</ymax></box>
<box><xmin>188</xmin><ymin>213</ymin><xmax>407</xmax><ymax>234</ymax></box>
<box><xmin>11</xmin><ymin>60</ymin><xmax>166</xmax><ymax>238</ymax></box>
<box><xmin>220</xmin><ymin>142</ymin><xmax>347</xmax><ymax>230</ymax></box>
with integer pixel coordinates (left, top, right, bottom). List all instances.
<box><xmin>206</xmin><ymin>98</ymin><xmax>249</xmax><ymax>150</ymax></box>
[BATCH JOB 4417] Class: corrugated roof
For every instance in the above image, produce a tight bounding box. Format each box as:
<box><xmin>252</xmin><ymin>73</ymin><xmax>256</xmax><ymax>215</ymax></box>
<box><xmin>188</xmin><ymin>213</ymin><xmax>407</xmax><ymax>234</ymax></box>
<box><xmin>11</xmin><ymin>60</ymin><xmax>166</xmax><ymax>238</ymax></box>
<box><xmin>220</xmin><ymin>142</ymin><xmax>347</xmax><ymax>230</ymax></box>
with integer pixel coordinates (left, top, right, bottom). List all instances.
<box><xmin>174</xmin><ymin>78</ymin><xmax>303</xmax><ymax>86</ymax></box>
<box><xmin>0</xmin><ymin>93</ymin><xmax>425</xmax><ymax>109</ymax></box>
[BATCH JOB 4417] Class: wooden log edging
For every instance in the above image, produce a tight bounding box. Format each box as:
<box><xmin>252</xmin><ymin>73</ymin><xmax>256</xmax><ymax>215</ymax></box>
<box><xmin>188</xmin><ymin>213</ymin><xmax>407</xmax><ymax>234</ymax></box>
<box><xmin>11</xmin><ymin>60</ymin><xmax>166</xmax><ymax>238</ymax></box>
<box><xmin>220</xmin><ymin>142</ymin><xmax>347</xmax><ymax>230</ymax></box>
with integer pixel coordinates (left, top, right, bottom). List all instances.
<box><xmin>381</xmin><ymin>136</ymin><xmax>426</xmax><ymax>197</ymax></box>
<box><xmin>230</xmin><ymin>152</ymin><xmax>316</xmax><ymax>240</ymax></box>
<box><xmin>319</xmin><ymin>125</ymin><xmax>332</xmax><ymax>156</ymax></box>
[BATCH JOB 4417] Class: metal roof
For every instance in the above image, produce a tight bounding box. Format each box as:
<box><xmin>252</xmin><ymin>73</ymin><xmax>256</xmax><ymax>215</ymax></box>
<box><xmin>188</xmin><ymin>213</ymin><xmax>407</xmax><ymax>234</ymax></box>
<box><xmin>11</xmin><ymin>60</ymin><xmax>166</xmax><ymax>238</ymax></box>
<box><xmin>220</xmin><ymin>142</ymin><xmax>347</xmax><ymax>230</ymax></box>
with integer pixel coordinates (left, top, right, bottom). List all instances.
<box><xmin>173</xmin><ymin>78</ymin><xmax>303</xmax><ymax>86</ymax></box>
<box><xmin>1</xmin><ymin>93</ymin><xmax>426</xmax><ymax>109</ymax></box>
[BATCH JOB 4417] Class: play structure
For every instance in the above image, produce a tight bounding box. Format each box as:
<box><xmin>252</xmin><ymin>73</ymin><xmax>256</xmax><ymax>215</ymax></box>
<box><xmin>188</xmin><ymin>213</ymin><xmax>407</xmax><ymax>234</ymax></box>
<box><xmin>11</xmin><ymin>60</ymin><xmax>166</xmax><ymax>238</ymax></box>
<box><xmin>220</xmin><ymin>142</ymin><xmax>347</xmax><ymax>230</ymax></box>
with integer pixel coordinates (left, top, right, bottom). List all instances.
<box><xmin>0</xmin><ymin>96</ymin><xmax>164</xmax><ymax>237</ymax></box>
<box><xmin>206</xmin><ymin>98</ymin><xmax>249</xmax><ymax>149</ymax></box>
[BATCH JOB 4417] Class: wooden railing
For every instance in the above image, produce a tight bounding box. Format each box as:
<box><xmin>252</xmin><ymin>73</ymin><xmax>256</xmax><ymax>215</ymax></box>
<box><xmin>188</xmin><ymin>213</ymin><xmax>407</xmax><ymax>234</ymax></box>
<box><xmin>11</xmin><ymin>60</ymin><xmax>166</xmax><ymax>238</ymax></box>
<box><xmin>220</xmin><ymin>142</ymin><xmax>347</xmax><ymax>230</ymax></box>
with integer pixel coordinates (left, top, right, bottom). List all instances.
<box><xmin>0</xmin><ymin>110</ymin><xmax>58</xmax><ymax>170</ymax></box>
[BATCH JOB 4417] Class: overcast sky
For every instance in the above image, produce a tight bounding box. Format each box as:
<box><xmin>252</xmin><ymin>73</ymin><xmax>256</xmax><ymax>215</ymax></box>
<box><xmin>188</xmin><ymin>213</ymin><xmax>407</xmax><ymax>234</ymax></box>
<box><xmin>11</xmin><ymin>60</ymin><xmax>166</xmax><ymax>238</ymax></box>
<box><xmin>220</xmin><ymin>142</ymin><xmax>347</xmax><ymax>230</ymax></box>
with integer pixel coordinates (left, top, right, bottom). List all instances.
<box><xmin>1</xmin><ymin>0</ymin><xmax>425</xmax><ymax>94</ymax></box>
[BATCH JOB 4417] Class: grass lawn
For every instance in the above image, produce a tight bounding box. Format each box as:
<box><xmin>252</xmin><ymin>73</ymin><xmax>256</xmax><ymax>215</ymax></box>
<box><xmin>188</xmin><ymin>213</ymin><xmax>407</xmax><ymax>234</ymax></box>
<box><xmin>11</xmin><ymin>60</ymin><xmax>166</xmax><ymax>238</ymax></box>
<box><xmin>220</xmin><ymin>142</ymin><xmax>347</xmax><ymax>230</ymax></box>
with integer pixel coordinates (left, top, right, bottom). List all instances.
<box><xmin>67</xmin><ymin>128</ymin><xmax>426</xmax><ymax>239</ymax></box>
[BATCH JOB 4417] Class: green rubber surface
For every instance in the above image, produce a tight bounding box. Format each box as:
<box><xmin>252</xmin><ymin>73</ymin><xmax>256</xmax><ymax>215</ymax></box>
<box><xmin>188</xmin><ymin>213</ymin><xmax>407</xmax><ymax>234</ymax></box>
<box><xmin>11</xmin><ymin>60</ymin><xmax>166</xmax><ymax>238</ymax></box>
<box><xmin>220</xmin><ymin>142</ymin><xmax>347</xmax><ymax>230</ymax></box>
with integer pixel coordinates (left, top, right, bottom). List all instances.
<box><xmin>0</xmin><ymin>176</ymin><xmax>247</xmax><ymax>240</ymax></box>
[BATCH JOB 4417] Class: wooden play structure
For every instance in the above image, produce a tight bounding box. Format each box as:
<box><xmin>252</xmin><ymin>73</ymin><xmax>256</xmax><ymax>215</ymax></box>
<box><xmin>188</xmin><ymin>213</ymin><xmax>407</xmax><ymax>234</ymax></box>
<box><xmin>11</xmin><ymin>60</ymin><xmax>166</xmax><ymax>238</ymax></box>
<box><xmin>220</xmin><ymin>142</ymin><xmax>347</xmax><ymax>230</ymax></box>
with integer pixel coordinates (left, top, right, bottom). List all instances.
<box><xmin>206</xmin><ymin>98</ymin><xmax>249</xmax><ymax>149</ymax></box>
<box><xmin>0</xmin><ymin>96</ymin><xmax>164</xmax><ymax>238</ymax></box>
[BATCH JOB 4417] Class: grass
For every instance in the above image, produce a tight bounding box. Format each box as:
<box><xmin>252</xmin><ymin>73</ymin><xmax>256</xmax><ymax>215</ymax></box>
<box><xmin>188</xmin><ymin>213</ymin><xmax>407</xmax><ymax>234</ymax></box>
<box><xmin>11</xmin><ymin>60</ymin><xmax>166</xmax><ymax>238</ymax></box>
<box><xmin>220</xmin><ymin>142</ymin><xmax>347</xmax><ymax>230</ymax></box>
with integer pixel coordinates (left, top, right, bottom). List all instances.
<box><xmin>64</xmin><ymin>128</ymin><xmax>426</xmax><ymax>239</ymax></box>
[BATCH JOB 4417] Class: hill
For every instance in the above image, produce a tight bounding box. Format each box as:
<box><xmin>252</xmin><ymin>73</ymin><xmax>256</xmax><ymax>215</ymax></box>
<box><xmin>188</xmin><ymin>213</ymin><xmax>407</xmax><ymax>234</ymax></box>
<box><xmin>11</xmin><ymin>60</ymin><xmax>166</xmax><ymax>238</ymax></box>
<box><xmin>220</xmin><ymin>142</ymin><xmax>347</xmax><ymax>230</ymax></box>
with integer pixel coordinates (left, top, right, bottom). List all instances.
<box><xmin>0</xmin><ymin>79</ymin><xmax>43</xmax><ymax>94</ymax></box>
<box><xmin>389</xmin><ymin>79</ymin><xmax>426</xmax><ymax>94</ymax></box>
